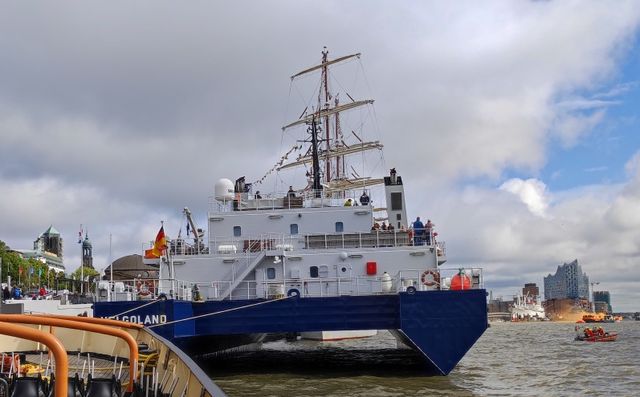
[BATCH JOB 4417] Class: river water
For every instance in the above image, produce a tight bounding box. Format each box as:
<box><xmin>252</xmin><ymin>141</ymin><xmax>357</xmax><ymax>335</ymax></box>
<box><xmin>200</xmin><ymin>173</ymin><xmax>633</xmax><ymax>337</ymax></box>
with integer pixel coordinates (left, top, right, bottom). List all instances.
<box><xmin>204</xmin><ymin>321</ymin><xmax>640</xmax><ymax>396</ymax></box>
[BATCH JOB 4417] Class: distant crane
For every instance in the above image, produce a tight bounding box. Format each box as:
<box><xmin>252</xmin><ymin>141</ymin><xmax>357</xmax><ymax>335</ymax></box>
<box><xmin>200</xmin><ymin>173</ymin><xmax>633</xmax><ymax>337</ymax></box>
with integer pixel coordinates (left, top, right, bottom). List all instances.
<box><xmin>183</xmin><ymin>207</ymin><xmax>204</xmax><ymax>254</ymax></box>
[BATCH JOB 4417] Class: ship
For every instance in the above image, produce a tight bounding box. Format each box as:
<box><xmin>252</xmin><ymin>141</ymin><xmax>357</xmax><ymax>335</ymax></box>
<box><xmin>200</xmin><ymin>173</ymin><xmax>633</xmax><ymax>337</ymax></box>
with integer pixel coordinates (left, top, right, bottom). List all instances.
<box><xmin>510</xmin><ymin>293</ymin><xmax>546</xmax><ymax>321</ymax></box>
<box><xmin>93</xmin><ymin>49</ymin><xmax>488</xmax><ymax>376</ymax></box>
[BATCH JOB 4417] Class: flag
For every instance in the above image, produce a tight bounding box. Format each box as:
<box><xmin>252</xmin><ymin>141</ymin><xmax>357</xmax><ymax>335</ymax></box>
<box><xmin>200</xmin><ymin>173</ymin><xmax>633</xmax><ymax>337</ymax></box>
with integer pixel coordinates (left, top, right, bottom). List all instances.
<box><xmin>144</xmin><ymin>226</ymin><xmax>168</xmax><ymax>259</ymax></box>
<box><xmin>78</xmin><ymin>224</ymin><xmax>83</xmax><ymax>244</ymax></box>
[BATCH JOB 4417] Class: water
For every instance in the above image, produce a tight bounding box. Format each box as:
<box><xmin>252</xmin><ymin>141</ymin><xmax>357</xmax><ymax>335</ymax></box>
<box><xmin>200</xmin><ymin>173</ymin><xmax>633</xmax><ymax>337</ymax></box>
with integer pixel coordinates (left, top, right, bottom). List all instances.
<box><xmin>205</xmin><ymin>321</ymin><xmax>640</xmax><ymax>396</ymax></box>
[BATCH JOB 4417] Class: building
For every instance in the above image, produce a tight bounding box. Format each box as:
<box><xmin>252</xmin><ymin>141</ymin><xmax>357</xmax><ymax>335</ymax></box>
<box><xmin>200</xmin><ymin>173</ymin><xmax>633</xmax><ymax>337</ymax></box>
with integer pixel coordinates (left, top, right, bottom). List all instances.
<box><xmin>82</xmin><ymin>234</ymin><xmax>94</xmax><ymax>269</ymax></box>
<box><xmin>15</xmin><ymin>225</ymin><xmax>65</xmax><ymax>273</ymax></box>
<box><xmin>102</xmin><ymin>254</ymin><xmax>159</xmax><ymax>281</ymax></box>
<box><xmin>593</xmin><ymin>290</ymin><xmax>612</xmax><ymax>313</ymax></box>
<box><xmin>543</xmin><ymin>259</ymin><xmax>589</xmax><ymax>301</ymax></box>
<box><xmin>522</xmin><ymin>283</ymin><xmax>539</xmax><ymax>297</ymax></box>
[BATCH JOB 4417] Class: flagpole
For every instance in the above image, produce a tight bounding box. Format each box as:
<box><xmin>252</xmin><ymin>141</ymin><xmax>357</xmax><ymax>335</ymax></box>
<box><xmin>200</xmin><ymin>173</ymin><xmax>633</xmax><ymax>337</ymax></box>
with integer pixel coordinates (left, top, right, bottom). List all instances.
<box><xmin>109</xmin><ymin>233</ymin><xmax>113</xmax><ymax>301</ymax></box>
<box><xmin>79</xmin><ymin>224</ymin><xmax>84</xmax><ymax>295</ymax></box>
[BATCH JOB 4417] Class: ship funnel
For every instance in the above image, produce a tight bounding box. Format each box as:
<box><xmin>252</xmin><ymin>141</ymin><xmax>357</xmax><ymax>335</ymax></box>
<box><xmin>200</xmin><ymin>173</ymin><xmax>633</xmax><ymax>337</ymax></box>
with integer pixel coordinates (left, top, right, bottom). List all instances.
<box><xmin>384</xmin><ymin>168</ymin><xmax>408</xmax><ymax>230</ymax></box>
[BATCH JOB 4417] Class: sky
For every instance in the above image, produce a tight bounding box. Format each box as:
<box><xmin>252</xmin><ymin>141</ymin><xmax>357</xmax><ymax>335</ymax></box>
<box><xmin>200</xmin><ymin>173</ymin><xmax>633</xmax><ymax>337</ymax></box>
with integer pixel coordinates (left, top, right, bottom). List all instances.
<box><xmin>1</xmin><ymin>1</ymin><xmax>639</xmax><ymax>311</ymax></box>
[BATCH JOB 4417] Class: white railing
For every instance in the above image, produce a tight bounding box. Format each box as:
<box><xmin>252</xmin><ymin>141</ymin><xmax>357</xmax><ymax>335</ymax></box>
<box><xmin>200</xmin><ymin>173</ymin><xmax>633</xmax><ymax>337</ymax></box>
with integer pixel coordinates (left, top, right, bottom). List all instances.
<box><xmin>113</xmin><ymin>267</ymin><xmax>483</xmax><ymax>302</ymax></box>
<box><xmin>209</xmin><ymin>188</ymin><xmax>373</xmax><ymax>212</ymax></box>
<box><xmin>165</xmin><ymin>230</ymin><xmax>446</xmax><ymax>257</ymax></box>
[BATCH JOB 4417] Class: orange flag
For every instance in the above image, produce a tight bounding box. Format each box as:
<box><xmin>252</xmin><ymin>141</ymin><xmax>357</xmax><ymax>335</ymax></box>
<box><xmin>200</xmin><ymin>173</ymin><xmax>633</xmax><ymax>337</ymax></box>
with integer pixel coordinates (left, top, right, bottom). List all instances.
<box><xmin>144</xmin><ymin>226</ymin><xmax>168</xmax><ymax>259</ymax></box>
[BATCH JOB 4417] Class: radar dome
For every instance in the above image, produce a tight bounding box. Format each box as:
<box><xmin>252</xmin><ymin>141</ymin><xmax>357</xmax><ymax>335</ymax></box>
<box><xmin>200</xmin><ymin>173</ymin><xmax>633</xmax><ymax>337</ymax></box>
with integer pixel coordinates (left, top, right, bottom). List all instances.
<box><xmin>215</xmin><ymin>178</ymin><xmax>235</xmax><ymax>201</ymax></box>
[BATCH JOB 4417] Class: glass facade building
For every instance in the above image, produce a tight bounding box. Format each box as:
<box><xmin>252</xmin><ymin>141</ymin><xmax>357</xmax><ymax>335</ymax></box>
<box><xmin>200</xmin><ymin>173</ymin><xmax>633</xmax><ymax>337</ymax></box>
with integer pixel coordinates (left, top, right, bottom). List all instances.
<box><xmin>543</xmin><ymin>259</ymin><xmax>589</xmax><ymax>300</ymax></box>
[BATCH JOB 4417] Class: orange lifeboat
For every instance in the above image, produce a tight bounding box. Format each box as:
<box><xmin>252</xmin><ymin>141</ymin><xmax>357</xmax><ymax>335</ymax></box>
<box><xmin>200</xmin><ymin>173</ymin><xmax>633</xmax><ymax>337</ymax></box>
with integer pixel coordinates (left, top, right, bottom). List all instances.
<box><xmin>450</xmin><ymin>270</ymin><xmax>471</xmax><ymax>290</ymax></box>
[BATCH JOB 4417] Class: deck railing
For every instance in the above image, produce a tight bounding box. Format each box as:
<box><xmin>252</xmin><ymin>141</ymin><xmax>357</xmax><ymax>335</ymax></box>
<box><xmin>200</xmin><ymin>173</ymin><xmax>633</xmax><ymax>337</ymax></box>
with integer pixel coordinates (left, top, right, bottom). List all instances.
<box><xmin>209</xmin><ymin>188</ymin><xmax>373</xmax><ymax>212</ymax></box>
<box><xmin>165</xmin><ymin>230</ymin><xmax>445</xmax><ymax>257</ymax></box>
<box><xmin>98</xmin><ymin>267</ymin><xmax>481</xmax><ymax>302</ymax></box>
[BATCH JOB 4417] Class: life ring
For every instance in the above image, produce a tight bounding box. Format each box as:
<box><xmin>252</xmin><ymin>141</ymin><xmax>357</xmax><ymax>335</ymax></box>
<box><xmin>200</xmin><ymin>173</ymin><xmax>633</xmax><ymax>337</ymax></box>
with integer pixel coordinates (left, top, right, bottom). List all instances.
<box><xmin>420</xmin><ymin>269</ymin><xmax>440</xmax><ymax>287</ymax></box>
<box><xmin>287</xmin><ymin>288</ymin><xmax>301</xmax><ymax>298</ymax></box>
<box><xmin>136</xmin><ymin>280</ymin><xmax>154</xmax><ymax>297</ymax></box>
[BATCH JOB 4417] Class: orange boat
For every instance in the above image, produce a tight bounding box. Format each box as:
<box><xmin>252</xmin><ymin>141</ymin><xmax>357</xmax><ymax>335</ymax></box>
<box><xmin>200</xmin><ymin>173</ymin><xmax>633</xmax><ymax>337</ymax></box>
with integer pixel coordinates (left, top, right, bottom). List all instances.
<box><xmin>574</xmin><ymin>325</ymin><xmax>617</xmax><ymax>342</ymax></box>
<box><xmin>575</xmin><ymin>332</ymin><xmax>618</xmax><ymax>342</ymax></box>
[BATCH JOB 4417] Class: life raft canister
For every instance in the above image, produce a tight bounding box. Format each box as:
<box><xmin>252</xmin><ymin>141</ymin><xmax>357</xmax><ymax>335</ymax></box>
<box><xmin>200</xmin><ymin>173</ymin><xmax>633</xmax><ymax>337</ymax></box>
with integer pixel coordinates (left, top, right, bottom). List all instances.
<box><xmin>450</xmin><ymin>269</ymin><xmax>471</xmax><ymax>290</ymax></box>
<box><xmin>420</xmin><ymin>269</ymin><xmax>440</xmax><ymax>287</ymax></box>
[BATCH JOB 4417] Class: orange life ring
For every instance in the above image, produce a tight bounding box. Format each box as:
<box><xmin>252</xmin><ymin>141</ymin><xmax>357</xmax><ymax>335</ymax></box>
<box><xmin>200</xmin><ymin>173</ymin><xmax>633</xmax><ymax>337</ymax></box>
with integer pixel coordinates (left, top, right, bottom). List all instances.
<box><xmin>420</xmin><ymin>269</ymin><xmax>440</xmax><ymax>287</ymax></box>
<box><xmin>136</xmin><ymin>280</ymin><xmax>154</xmax><ymax>297</ymax></box>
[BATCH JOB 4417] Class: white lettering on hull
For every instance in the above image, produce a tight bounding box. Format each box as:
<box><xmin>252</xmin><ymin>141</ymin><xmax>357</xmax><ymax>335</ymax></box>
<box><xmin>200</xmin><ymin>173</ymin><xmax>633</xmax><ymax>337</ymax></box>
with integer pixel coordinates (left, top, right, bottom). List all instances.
<box><xmin>104</xmin><ymin>314</ymin><xmax>167</xmax><ymax>325</ymax></box>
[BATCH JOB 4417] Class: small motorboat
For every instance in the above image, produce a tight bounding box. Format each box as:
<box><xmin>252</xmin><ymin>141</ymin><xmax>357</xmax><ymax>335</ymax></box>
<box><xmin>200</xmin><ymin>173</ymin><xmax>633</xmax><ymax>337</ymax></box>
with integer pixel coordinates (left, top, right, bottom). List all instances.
<box><xmin>575</xmin><ymin>332</ymin><xmax>618</xmax><ymax>342</ymax></box>
<box><xmin>574</xmin><ymin>325</ymin><xmax>618</xmax><ymax>342</ymax></box>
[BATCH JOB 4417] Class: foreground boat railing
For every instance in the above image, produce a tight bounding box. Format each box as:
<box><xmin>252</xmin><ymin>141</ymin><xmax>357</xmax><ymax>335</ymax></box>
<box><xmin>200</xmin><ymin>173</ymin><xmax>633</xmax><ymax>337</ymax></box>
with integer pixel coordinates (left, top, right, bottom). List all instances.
<box><xmin>0</xmin><ymin>314</ymin><xmax>139</xmax><ymax>392</ymax></box>
<box><xmin>0</xmin><ymin>322</ymin><xmax>68</xmax><ymax>397</ymax></box>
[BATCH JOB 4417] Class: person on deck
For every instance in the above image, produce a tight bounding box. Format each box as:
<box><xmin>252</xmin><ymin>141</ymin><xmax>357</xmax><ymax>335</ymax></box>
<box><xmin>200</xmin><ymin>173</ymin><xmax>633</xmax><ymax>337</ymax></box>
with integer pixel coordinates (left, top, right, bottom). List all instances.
<box><xmin>412</xmin><ymin>217</ymin><xmax>425</xmax><ymax>245</ymax></box>
<box><xmin>287</xmin><ymin>186</ymin><xmax>296</xmax><ymax>198</ymax></box>
<box><xmin>425</xmin><ymin>219</ymin><xmax>434</xmax><ymax>245</ymax></box>
<box><xmin>360</xmin><ymin>191</ymin><xmax>370</xmax><ymax>206</ymax></box>
<box><xmin>344</xmin><ymin>199</ymin><xmax>353</xmax><ymax>207</ymax></box>
<box><xmin>254</xmin><ymin>191</ymin><xmax>262</xmax><ymax>199</ymax></box>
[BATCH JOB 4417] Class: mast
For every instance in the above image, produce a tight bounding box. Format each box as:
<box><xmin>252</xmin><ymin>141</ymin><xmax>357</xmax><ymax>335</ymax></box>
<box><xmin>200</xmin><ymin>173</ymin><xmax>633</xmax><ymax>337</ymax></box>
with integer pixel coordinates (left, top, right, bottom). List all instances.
<box><xmin>277</xmin><ymin>48</ymin><xmax>381</xmax><ymax>194</ymax></box>
<box><xmin>310</xmin><ymin>116</ymin><xmax>322</xmax><ymax>197</ymax></box>
<box><xmin>335</xmin><ymin>95</ymin><xmax>341</xmax><ymax>180</ymax></box>
<box><xmin>321</xmin><ymin>48</ymin><xmax>331</xmax><ymax>183</ymax></box>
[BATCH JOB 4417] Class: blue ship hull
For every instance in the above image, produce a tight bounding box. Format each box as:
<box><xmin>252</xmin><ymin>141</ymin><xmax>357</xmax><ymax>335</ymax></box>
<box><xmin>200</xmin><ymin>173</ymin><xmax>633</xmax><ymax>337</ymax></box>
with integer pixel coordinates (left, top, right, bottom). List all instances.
<box><xmin>94</xmin><ymin>290</ymin><xmax>488</xmax><ymax>375</ymax></box>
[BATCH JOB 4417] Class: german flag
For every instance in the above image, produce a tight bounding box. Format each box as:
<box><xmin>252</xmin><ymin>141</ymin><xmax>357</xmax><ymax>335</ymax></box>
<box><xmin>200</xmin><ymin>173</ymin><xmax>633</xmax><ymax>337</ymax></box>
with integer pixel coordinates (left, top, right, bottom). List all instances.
<box><xmin>144</xmin><ymin>226</ymin><xmax>167</xmax><ymax>259</ymax></box>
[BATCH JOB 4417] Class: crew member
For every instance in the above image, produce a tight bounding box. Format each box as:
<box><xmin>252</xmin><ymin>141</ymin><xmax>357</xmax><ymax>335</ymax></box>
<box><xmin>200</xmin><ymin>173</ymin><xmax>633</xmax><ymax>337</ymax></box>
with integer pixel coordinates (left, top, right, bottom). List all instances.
<box><xmin>360</xmin><ymin>191</ymin><xmax>370</xmax><ymax>205</ymax></box>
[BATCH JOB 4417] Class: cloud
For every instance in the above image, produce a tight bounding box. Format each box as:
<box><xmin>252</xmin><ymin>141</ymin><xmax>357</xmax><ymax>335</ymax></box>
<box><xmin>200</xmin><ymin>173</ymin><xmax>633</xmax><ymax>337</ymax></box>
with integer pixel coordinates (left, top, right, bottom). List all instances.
<box><xmin>499</xmin><ymin>178</ymin><xmax>550</xmax><ymax>218</ymax></box>
<box><xmin>433</xmin><ymin>163</ymin><xmax>640</xmax><ymax>311</ymax></box>
<box><xmin>552</xmin><ymin>109</ymin><xmax>607</xmax><ymax>148</ymax></box>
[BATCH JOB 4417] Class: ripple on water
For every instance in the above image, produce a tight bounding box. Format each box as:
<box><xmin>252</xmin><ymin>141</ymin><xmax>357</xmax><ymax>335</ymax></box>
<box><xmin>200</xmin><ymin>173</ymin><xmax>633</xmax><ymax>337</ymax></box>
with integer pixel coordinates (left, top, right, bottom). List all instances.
<box><xmin>206</xmin><ymin>322</ymin><xmax>640</xmax><ymax>397</ymax></box>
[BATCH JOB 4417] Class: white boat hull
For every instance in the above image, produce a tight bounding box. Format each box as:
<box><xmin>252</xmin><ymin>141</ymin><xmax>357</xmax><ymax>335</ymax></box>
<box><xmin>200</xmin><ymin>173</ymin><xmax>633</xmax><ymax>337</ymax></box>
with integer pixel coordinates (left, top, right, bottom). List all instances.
<box><xmin>301</xmin><ymin>329</ymin><xmax>378</xmax><ymax>341</ymax></box>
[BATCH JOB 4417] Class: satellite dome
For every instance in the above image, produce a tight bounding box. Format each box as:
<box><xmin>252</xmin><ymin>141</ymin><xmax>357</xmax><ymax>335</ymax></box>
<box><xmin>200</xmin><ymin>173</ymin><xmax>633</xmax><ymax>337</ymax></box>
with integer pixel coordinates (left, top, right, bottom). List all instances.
<box><xmin>215</xmin><ymin>178</ymin><xmax>235</xmax><ymax>201</ymax></box>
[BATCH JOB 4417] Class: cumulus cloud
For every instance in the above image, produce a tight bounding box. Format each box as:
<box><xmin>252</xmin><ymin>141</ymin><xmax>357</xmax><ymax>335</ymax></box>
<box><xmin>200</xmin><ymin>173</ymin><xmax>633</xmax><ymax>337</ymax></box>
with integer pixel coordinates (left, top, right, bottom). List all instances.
<box><xmin>433</xmin><ymin>163</ymin><xmax>640</xmax><ymax>311</ymax></box>
<box><xmin>499</xmin><ymin>178</ymin><xmax>550</xmax><ymax>218</ymax></box>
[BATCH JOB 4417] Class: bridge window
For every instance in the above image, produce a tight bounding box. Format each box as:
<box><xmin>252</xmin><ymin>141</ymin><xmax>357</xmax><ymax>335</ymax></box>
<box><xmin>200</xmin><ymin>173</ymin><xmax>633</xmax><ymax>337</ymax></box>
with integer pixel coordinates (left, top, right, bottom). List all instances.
<box><xmin>319</xmin><ymin>265</ymin><xmax>329</xmax><ymax>278</ymax></box>
<box><xmin>266</xmin><ymin>267</ymin><xmax>276</xmax><ymax>279</ymax></box>
<box><xmin>290</xmin><ymin>223</ymin><xmax>299</xmax><ymax>235</ymax></box>
<box><xmin>310</xmin><ymin>266</ymin><xmax>319</xmax><ymax>278</ymax></box>
<box><xmin>335</xmin><ymin>221</ymin><xmax>344</xmax><ymax>233</ymax></box>
<box><xmin>233</xmin><ymin>226</ymin><xmax>242</xmax><ymax>237</ymax></box>
<box><xmin>391</xmin><ymin>192</ymin><xmax>403</xmax><ymax>210</ymax></box>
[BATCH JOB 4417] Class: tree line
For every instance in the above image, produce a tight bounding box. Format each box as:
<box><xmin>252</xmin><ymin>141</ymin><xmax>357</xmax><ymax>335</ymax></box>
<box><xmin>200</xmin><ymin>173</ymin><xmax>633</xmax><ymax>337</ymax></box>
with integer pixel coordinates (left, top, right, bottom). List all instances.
<box><xmin>0</xmin><ymin>239</ymin><xmax>99</xmax><ymax>291</ymax></box>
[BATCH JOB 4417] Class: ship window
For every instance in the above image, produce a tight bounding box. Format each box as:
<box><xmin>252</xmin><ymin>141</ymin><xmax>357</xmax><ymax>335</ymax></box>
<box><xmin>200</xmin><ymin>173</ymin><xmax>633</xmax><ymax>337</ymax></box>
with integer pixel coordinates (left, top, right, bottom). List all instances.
<box><xmin>266</xmin><ymin>267</ymin><xmax>276</xmax><ymax>280</ymax></box>
<box><xmin>310</xmin><ymin>266</ymin><xmax>319</xmax><ymax>278</ymax></box>
<box><xmin>335</xmin><ymin>222</ymin><xmax>344</xmax><ymax>233</ymax></box>
<box><xmin>290</xmin><ymin>224</ymin><xmax>299</xmax><ymax>235</ymax></box>
<box><xmin>233</xmin><ymin>226</ymin><xmax>242</xmax><ymax>237</ymax></box>
<box><xmin>391</xmin><ymin>192</ymin><xmax>403</xmax><ymax>210</ymax></box>
<box><xmin>319</xmin><ymin>265</ymin><xmax>329</xmax><ymax>278</ymax></box>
